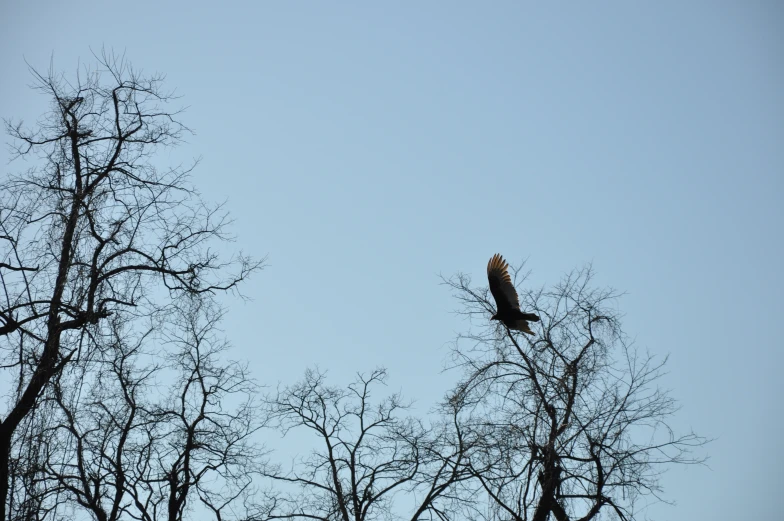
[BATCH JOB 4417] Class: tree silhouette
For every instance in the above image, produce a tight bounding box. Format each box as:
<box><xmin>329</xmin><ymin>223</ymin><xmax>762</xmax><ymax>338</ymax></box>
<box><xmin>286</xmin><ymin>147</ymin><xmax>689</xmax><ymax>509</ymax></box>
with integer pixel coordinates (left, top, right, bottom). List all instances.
<box><xmin>443</xmin><ymin>263</ymin><xmax>707</xmax><ymax>521</ymax></box>
<box><xmin>0</xmin><ymin>52</ymin><xmax>262</xmax><ymax>519</ymax></box>
<box><xmin>15</xmin><ymin>298</ymin><xmax>266</xmax><ymax>521</ymax></box>
<box><xmin>258</xmin><ymin>368</ymin><xmax>473</xmax><ymax>521</ymax></box>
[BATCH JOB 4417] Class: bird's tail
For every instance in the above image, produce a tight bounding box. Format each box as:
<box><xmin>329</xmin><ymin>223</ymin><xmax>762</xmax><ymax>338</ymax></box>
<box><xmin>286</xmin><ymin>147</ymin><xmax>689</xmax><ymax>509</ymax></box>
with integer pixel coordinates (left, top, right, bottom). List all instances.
<box><xmin>516</xmin><ymin>321</ymin><xmax>536</xmax><ymax>335</ymax></box>
<box><xmin>520</xmin><ymin>312</ymin><xmax>540</xmax><ymax>322</ymax></box>
<box><xmin>509</xmin><ymin>319</ymin><xmax>536</xmax><ymax>336</ymax></box>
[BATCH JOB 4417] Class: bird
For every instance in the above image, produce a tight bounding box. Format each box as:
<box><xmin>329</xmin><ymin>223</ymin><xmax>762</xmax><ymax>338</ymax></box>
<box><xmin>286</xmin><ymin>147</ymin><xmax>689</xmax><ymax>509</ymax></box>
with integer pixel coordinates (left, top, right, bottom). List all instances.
<box><xmin>487</xmin><ymin>254</ymin><xmax>540</xmax><ymax>335</ymax></box>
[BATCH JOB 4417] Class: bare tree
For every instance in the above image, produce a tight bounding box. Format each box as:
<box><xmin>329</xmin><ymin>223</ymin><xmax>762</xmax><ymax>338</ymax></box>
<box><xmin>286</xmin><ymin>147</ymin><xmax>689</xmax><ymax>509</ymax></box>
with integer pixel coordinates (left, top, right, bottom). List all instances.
<box><xmin>0</xmin><ymin>52</ymin><xmax>262</xmax><ymax>519</ymax></box>
<box><xmin>151</xmin><ymin>298</ymin><xmax>266</xmax><ymax>521</ymax></box>
<box><xmin>258</xmin><ymin>369</ymin><xmax>472</xmax><ymax>521</ymax></box>
<box><xmin>443</xmin><ymin>265</ymin><xmax>707</xmax><ymax>521</ymax></box>
<box><xmin>14</xmin><ymin>297</ymin><xmax>265</xmax><ymax>521</ymax></box>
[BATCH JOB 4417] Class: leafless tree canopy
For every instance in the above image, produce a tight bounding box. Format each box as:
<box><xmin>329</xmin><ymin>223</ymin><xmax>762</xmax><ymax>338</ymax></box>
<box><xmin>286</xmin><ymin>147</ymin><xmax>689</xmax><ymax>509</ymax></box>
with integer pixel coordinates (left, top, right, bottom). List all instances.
<box><xmin>14</xmin><ymin>298</ymin><xmax>265</xmax><ymax>521</ymax></box>
<box><xmin>0</xmin><ymin>53</ymin><xmax>263</xmax><ymax>520</ymax></box>
<box><xmin>442</xmin><ymin>265</ymin><xmax>707</xmax><ymax>521</ymax></box>
<box><xmin>257</xmin><ymin>369</ymin><xmax>473</xmax><ymax>521</ymax></box>
<box><xmin>1</xmin><ymin>53</ymin><xmax>706</xmax><ymax>521</ymax></box>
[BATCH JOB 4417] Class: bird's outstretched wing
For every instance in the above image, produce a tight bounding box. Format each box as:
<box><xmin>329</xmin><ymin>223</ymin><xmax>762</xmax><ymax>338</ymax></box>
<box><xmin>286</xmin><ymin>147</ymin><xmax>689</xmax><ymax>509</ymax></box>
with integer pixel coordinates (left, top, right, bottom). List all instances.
<box><xmin>487</xmin><ymin>254</ymin><xmax>520</xmax><ymax>313</ymax></box>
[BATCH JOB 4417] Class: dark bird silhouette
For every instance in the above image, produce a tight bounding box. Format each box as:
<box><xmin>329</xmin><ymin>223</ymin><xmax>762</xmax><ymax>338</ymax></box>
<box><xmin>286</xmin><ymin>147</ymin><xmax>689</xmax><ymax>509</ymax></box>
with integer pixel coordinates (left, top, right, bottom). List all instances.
<box><xmin>487</xmin><ymin>254</ymin><xmax>540</xmax><ymax>335</ymax></box>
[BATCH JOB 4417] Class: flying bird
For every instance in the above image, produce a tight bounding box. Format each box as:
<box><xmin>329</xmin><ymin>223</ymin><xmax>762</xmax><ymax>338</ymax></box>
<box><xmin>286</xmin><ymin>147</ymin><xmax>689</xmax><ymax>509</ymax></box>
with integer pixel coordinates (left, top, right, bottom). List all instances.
<box><xmin>487</xmin><ymin>254</ymin><xmax>540</xmax><ymax>335</ymax></box>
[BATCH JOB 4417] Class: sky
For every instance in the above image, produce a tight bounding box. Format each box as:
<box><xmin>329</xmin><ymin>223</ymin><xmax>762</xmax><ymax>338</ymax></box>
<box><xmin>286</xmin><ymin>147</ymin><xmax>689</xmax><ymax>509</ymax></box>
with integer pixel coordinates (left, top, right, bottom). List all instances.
<box><xmin>1</xmin><ymin>2</ymin><xmax>782</xmax><ymax>519</ymax></box>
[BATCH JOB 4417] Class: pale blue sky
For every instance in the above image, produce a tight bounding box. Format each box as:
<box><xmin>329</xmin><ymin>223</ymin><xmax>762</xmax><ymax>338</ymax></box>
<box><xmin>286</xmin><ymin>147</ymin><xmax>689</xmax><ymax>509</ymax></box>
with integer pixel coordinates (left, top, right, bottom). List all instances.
<box><xmin>1</xmin><ymin>2</ymin><xmax>782</xmax><ymax>519</ymax></box>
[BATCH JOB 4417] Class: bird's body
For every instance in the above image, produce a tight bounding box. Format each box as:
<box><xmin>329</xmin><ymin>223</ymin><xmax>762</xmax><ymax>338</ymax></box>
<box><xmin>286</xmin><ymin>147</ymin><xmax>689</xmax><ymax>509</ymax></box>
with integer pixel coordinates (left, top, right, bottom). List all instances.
<box><xmin>487</xmin><ymin>254</ymin><xmax>540</xmax><ymax>335</ymax></box>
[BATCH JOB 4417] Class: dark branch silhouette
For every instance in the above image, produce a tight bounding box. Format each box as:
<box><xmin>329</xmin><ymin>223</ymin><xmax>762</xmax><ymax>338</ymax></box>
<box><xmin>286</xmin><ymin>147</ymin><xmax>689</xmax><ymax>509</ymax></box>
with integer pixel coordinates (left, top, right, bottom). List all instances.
<box><xmin>0</xmin><ymin>51</ymin><xmax>263</xmax><ymax>519</ymax></box>
<box><xmin>256</xmin><ymin>369</ymin><xmax>473</xmax><ymax>521</ymax></box>
<box><xmin>12</xmin><ymin>298</ymin><xmax>267</xmax><ymax>521</ymax></box>
<box><xmin>443</xmin><ymin>263</ymin><xmax>708</xmax><ymax>521</ymax></box>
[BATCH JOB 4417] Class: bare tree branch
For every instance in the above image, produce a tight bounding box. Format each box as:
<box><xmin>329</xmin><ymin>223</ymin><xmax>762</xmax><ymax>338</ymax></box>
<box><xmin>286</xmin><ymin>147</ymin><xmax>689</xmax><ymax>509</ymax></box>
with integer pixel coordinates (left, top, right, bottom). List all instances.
<box><xmin>442</xmin><ymin>264</ymin><xmax>709</xmax><ymax>521</ymax></box>
<box><xmin>258</xmin><ymin>369</ymin><xmax>472</xmax><ymax>521</ymax></box>
<box><xmin>1</xmin><ymin>51</ymin><xmax>264</xmax><ymax>520</ymax></box>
